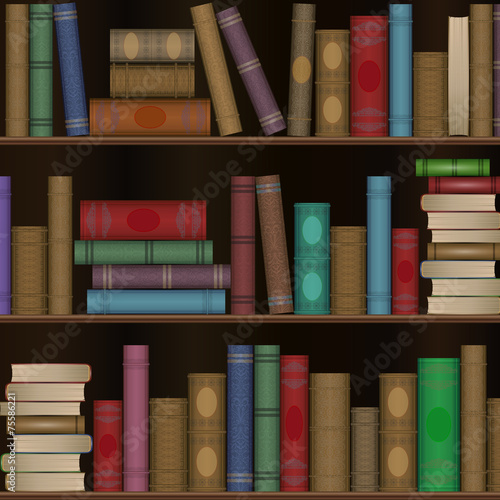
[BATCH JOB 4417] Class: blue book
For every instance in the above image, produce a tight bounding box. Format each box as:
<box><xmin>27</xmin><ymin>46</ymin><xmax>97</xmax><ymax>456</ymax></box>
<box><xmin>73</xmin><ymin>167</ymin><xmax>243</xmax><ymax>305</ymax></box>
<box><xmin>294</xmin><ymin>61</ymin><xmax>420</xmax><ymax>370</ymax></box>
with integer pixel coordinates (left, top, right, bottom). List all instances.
<box><xmin>53</xmin><ymin>3</ymin><xmax>89</xmax><ymax>136</ymax></box>
<box><xmin>389</xmin><ymin>4</ymin><xmax>413</xmax><ymax>137</ymax></box>
<box><xmin>367</xmin><ymin>176</ymin><xmax>391</xmax><ymax>314</ymax></box>
<box><xmin>227</xmin><ymin>345</ymin><xmax>253</xmax><ymax>491</ymax></box>
<box><xmin>87</xmin><ymin>289</ymin><xmax>225</xmax><ymax>314</ymax></box>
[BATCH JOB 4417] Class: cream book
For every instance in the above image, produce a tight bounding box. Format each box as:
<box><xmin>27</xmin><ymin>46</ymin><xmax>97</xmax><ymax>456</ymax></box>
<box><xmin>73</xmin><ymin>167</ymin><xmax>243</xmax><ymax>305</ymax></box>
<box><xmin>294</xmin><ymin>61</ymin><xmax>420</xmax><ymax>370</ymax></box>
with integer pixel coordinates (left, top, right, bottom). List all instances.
<box><xmin>428</xmin><ymin>212</ymin><xmax>500</xmax><ymax>229</ymax></box>
<box><xmin>6</xmin><ymin>383</ymin><xmax>85</xmax><ymax>401</ymax></box>
<box><xmin>12</xmin><ymin>434</ymin><xmax>92</xmax><ymax>453</ymax></box>
<box><xmin>432</xmin><ymin>278</ymin><xmax>500</xmax><ymax>296</ymax></box>
<box><xmin>5</xmin><ymin>472</ymin><xmax>85</xmax><ymax>492</ymax></box>
<box><xmin>0</xmin><ymin>402</ymin><xmax>81</xmax><ymax>416</ymax></box>
<box><xmin>421</xmin><ymin>194</ymin><xmax>499</xmax><ymax>212</ymax></box>
<box><xmin>11</xmin><ymin>364</ymin><xmax>91</xmax><ymax>383</ymax></box>
<box><xmin>1</xmin><ymin>453</ymin><xmax>81</xmax><ymax>472</ymax></box>
<box><xmin>432</xmin><ymin>230</ymin><xmax>500</xmax><ymax>243</ymax></box>
<box><xmin>428</xmin><ymin>296</ymin><xmax>500</xmax><ymax>314</ymax></box>
<box><xmin>421</xmin><ymin>260</ymin><xmax>499</xmax><ymax>278</ymax></box>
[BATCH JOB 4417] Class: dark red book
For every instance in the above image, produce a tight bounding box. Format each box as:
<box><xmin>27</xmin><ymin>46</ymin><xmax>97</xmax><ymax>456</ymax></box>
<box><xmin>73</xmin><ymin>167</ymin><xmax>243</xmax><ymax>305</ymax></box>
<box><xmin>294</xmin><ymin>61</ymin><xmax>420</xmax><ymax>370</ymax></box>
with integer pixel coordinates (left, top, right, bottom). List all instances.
<box><xmin>280</xmin><ymin>355</ymin><xmax>309</xmax><ymax>492</ymax></box>
<box><xmin>94</xmin><ymin>400</ymin><xmax>122</xmax><ymax>492</ymax></box>
<box><xmin>428</xmin><ymin>177</ymin><xmax>500</xmax><ymax>194</ymax></box>
<box><xmin>392</xmin><ymin>228</ymin><xmax>419</xmax><ymax>315</ymax></box>
<box><xmin>350</xmin><ymin>16</ymin><xmax>388</xmax><ymax>137</ymax></box>
<box><xmin>231</xmin><ymin>176</ymin><xmax>255</xmax><ymax>314</ymax></box>
<box><xmin>80</xmin><ymin>201</ymin><xmax>206</xmax><ymax>240</ymax></box>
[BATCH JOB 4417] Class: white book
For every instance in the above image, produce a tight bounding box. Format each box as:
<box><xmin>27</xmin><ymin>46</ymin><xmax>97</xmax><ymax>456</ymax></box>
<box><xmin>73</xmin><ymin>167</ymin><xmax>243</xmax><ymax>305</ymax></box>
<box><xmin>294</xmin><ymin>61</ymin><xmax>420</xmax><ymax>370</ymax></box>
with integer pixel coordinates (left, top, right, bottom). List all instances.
<box><xmin>4</xmin><ymin>472</ymin><xmax>85</xmax><ymax>492</ymax></box>
<box><xmin>428</xmin><ymin>296</ymin><xmax>500</xmax><ymax>314</ymax></box>
<box><xmin>1</xmin><ymin>453</ymin><xmax>81</xmax><ymax>472</ymax></box>
<box><xmin>11</xmin><ymin>364</ymin><xmax>91</xmax><ymax>383</ymax></box>
<box><xmin>6</xmin><ymin>383</ymin><xmax>85</xmax><ymax>402</ymax></box>
<box><xmin>0</xmin><ymin>402</ymin><xmax>81</xmax><ymax>416</ymax></box>
<box><xmin>432</xmin><ymin>278</ymin><xmax>500</xmax><ymax>296</ymax></box>
<box><xmin>12</xmin><ymin>434</ymin><xmax>92</xmax><ymax>453</ymax></box>
<box><xmin>431</xmin><ymin>230</ymin><xmax>500</xmax><ymax>243</ymax></box>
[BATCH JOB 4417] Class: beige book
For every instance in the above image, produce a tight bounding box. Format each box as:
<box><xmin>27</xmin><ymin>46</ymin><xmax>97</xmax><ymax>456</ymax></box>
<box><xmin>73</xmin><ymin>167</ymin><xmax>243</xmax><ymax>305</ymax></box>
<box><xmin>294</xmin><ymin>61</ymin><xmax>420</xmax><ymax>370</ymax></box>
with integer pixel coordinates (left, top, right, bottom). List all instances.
<box><xmin>432</xmin><ymin>230</ymin><xmax>500</xmax><ymax>243</ymax></box>
<box><xmin>421</xmin><ymin>260</ymin><xmax>497</xmax><ymax>278</ymax></box>
<box><xmin>5</xmin><ymin>472</ymin><xmax>85</xmax><ymax>491</ymax></box>
<box><xmin>428</xmin><ymin>212</ymin><xmax>500</xmax><ymax>230</ymax></box>
<box><xmin>427</xmin><ymin>296</ymin><xmax>500</xmax><ymax>315</ymax></box>
<box><xmin>487</xmin><ymin>398</ymin><xmax>500</xmax><ymax>491</ymax></box>
<box><xmin>0</xmin><ymin>402</ymin><xmax>81</xmax><ymax>416</ymax></box>
<box><xmin>6</xmin><ymin>383</ymin><xmax>85</xmax><ymax>401</ymax></box>
<box><xmin>12</xmin><ymin>434</ymin><xmax>91</xmax><ymax>453</ymax></box>
<box><xmin>11</xmin><ymin>363</ymin><xmax>90</xmax><ymax>383</ymax></box>
<box><xmin>421</xmin><ymin>194</ymin><xmax>498</xmax><ymax>212</ymax></box>
<box><xmin>1</xmin><ymin>453</ymin><xmax>80</xmax><ymax>473</ymax></box>
<box><xmin>8</xmin><ymin>416</ymin><xmax>85</xmax><ymax>434</ymax></box>
<box><xmin>432</xmin><ymin>279</ymin><xmax>500</xmax><ymax>296</ymax></box>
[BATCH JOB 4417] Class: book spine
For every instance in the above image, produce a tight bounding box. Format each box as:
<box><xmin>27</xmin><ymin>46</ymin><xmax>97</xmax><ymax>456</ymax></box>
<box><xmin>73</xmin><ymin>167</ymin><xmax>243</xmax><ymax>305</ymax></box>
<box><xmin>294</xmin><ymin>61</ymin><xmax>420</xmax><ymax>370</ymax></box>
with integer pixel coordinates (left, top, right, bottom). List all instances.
<box><xmin>188</xmin><ymin>373</ymin><xmax>226</xmax><ymax>492</ymax></box>
<box><xmin>110</xmin><ymin>63</ymin><xmax>195</xmax><ymax>99</ymax></box>
<box><xmin>87</xmin><ymin>289</ymin><xmax>226</xmax><ymax>315</ymax></box>
<box><xmin>418</xmin><ymin>358</ymin><xmax>460</xmax><ymax>492</ymax></box>
<box><xmin>0</xmin><ymin>178</ymin><xmax>11</xmax><ymax>314</ymax></box>
<box><xmin>256</xmin><ymin>175</ymin><xmax>293</xmax><ymax>314</ymax></box>
<box><xmin>227</xmin><ymin>346</ymin><xmax>254</xmax><ymax>491</ymax></box>
<box><xmin>389</xmin><ymin>5</ymin><xmax>412</xmax><ymax>137</ymax></box>
<box><xmin>231</xmin><ymin>177</ymin><xmax>255</xmax><ymax>314</ymax></box>
<box><xmin>427</xmin><ymin>243</ymin><xmax>500</xmax><ymax>260</ymax></box>
<box><xmin>287</xmin><ymin>3</ymin><xmax>316</xmax><ymax>137</ymax></box>
<box><xmin>392</xmin><ymin>229</ymin><xmax>419</xmax><ymax>315</ymax></box>
<box><xmin>494</xmin><ymin>5</ymin><xmax>500</xmax><ymax>136</ymax></box>
<box><xmin>367</xmin><ymin>177</ymin><xmax>391</xmax><ymax>314</ymax></box>
<box><xmin>53</xmin><ymin>3</ymin><xmax>89</xmax><ymax>137</ymax></box>
<box><xmin>280</xmin><ymin>355</ymin><xmax>309</xmax><ymax>491</ymax></box>
<box><xmin>6</xmin><ymin>5</ymin><xmax>29</xmax><ymax>137</ymax></box>
<box><xmin>416</xmin><ymin>159</ymin><xmax>490</xmax><ymax>177</ymax></box>
<box><xmin>254</xmin><ymin>345</ymin><xmax>280</xmax><ymax>492</ymax></box>
<box><xmin>94</xmin><ymin>400</ymin><xmax>122</xmax><ymax>492</ymax></box>
<box><xmin>487</xmin><ymin>398</ymin><xmax>500</xmax><ymax>491</ymax></box>
<box><xmin>29</xmin><ymin>5</ymin><xmax>53</xmax><ymax>137</ymax></box>
<box><xmin>217</xmin><ymin>7</ymin><xmax>286</xmax><ymax>136</ymax></box>
<box><xmin>74</xmin><ymin>241</ymin><xmax>213</xmax><ymax>265</ymax></box>
<box><xmin>191</xmin><ymin>3</ymin><xmax>241</xmax><ymax>137</ymax></box>
<box><xmin>12</xmin><ymin>416</ymin><xmax>84</xmax><ymax>434</ymax></box>
<box><xmin>123</xmin><ymin>346</ymin><xmax>149</xmax><ymax>492</ymax></box>
<box><xmin>428</xmin><ymin>176</ymin><xmax>500</xmax><ymax>193</ymax></box>
<box><xmin>89</xmin><ymin>99</ymin><xmax>210</xmax><ymax>136</ymax></box>
<box><xmin>294</xmin><ymin>203</ymin><xmax>330</xmax><ymax>314</ymax></box>
<box><xmin>350</xmin><ymin>16</ymin><xmax>388</xmax><ymax>136</ymax></box>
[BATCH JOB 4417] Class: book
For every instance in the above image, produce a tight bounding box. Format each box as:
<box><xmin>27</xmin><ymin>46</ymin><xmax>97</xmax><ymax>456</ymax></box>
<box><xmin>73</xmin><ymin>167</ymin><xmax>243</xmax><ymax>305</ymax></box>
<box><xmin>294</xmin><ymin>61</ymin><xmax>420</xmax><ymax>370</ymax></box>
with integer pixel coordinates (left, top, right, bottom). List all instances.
<box><xmin>367</xmin><ymin>177</ymin><xmax>391</xmax><ymax>314</ymax></box>
<box><xmin>10</xmin><ymin>363</ymin><xmax>90</xmax><ymax>383</ymax></box>
<box><xmin>422</xmin><ymin>194</ymin><xmax>500</xmax><ymax>211</ymax></box>
<box><xmin>227</xmin><ymin>346</ymin><xmax>253</xmax><ymax>491</ymax></box>
<box><xmin>11</xmin><ymin>434</ymin><xmax>92</xmax><ymax>453</ymax></box>
<box><xmin>1</xmin><ymin>454</ymin><xmax>80</xmax><ymax>473</ymax></box>
<box><xmin>188</xmin><ymin>373</ymin><xmax>226</xmax><ymax>492</ymax></box>
<box><xmin>256</xmin><ymin>175</ymin><xmax>293</xmax><ymax>314</ymax></box>
<box><xmin>191</xmin><ymin>3</ymin><xmax>242</xmax><ymax>137</ymax></box>
<box><xmin>294</xmin><ymin>203</ymin><xmax>330</xmax><ymax>314</ymax></box>
<box><xmin>389</xmin><ymin>4</ymin><xmax>412</xmax><ymax>137</ymax></box>
<box><xmin>123</xmin><ymin>345</ymin><xmax>149</xmax><ymax>492</ymax></box>
<box><xmin>0</xmin><ymin>178</ymin><xmax>10</xmax><ymax>314</ymax></box>
<box><xmin>6</xmin><ymin>383</ymin><xmax>85</xmax><ymax>401</ymax></box>
<box><xmin>217</xmin><ymin>6</ymin><xmax>286</xmax><ymax>136</ymax></box>
<box><xmin>54</xmin><ymin>3</ymin><xmax>89</xmax><ymax>137</ymax></box>
<box><xmin>428</xmin><ymin>176</ymin><xmax>500</xmax><ymax>194</ymax></box>
<box><xmin>89</xmin><ymin>99</ymin><xmax>210</xmax><ymax>136</ymax></box>
<box><xmin>110</xmin><ymin>63</ymin><xmax>195</xmax><ymax>98</ymax></box>
<box><xmin>315</xmin><ymin>30</ymin><xmax>350</xmax><ymax>137</ymax></box>
<box><xmin>432</xmin><ymin>230</ymin><xmax>500</xmax><ymax>243</ymax></box>
<box><xmin>231</xmin><ymin>177</ymin><xmax>255</xmax><ymax>314</ymax></box>
<box><xmin>428</xmin><ymin>296</ymin><xmax>500</xmax><ymax>314</ymax></box>
<box><xmin>416</xmin><ymin>159</ymin><xmax>490</xmax><ymax>177</ymax></box>
<box><xmin>330</xmin><ymin>226</ymin><xmax>366</xmax><ymax>315</ymax></box>
<box><xmin>149</xmin><ymin>398</ymin><xmax>188</xmax><ymax>492</ymax></box>
<box><xmin>110</xmin><ymin>30</ymin><xmax>195</xmax><ymax>63</ymax></box>
<box><xmin>287</xmin><ymin>3</ymin><xmax>316</xmax><ymax>137</ymax></box>
<box><xmin>280</xmin><ymin>355</ymin><xmax>309</xmax><ymax>491</ymax></box>
<box><xmin>487</xmin><ymin>398</ymin><xmax>500</xmax><ymax>491</ymax></box>
<box><xmin>5</xmin><ymin>5</ymin><xmax>29</xmax><ymax>137</ymax></box>
<box><xmin>9</xmin><ymin>416</ymin><xmax>84</xmax><ymax>434</ymax></box>
<box><xmin>392</xmin><ymin>229</ymin><xmax>418</xmax><ymax>314</ymax></box>
<box><xmin>427</xmin><ymin>212</ymin><xmax>500</xmax><ymax>229</ymax></box>
<box><xmin>432</xmin><ymin>279</ymin><xmax>500</xmax><ymax>296</ymax></box>
<box><xmin>254</xmin><ymin>345</ymin><xmax>280</xmax><ymax>492</ymax></box>
<box><xmin>0</xmin><ymin>402</ymin><xmax>81</xmax><ymax>416</ymax></box>
<box><xmin>495</xmin><ymin>5</ymin><xmax>500</xmax><ymax>137</ymax></box>
<box><xmin>74</xmin><ymin>240</ymin><xmax>213</xmax><ymax>265</ymax></box>
<box><xmin>29</xmin><ymin>4</ymin><xmax>53</xmax><ymax>137</ymax></box>
<box><xmin>421</xmin><ymin>260</ymin><xmax>500</xmax><ymax>278</ymax></box>
<box><xmin>309</xmin><ymin>373</ymin><xmax>350</xmax><ymax>492</ymax></box>
<box><xmin>87</xmin><ymin>289</ymin><xmax>225</xmax><ymax>314</ymax></box>
<box><xmin>48</xmin><ymin>176</ymin><xmax>73</xmax><ymax>315</ymax></box>
<box><xmin>350</xmin><ymin>16</ymin><xmax>388</xmax><ymax>136</ymax></box>
<box><xmin>418</xmin><ymin>358</ymin><xmax>460</xmax><ymax>491</ymax></box>
<box><xmin>5</xmin><ymin>472</ymin><xmax>85</xmax><ymax>492</ymax></box>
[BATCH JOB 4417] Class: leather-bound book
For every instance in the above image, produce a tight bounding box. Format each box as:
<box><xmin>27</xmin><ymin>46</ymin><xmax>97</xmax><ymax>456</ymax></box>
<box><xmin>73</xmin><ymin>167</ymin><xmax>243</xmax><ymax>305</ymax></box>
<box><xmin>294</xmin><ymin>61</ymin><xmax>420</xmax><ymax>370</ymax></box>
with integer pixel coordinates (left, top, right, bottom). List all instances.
<box><xmin>12</xmin><ymin>416</ymin><xmax>84</xmax><ymax>434</ymax></box>
<box><xmin>428</xmin><ymin>176</ymin><xmax>500</xmax><ymax>194</ymax></box>
<box><xmin>392</xmin><ymin>229</ymin><xmax>418</xmax><ymax>315</ymax></box>
<box><xmin>428</xmin><ymin>243</ymin><xmax>500</xmax><ymax>260</ymax></box>
<box><xmin>487</xmin><ymin>398</ymin><xmax>500</xmax><ymax>491</ymax></box>
<box><xmin>494</xmin><ymin>5</ymin><xmax>500</xmax><ymax>136</ymax></box>
<box><xmin>0</xmin><ymin>178</ymin><xmax>11</xmax><ymax>315</ymax></box>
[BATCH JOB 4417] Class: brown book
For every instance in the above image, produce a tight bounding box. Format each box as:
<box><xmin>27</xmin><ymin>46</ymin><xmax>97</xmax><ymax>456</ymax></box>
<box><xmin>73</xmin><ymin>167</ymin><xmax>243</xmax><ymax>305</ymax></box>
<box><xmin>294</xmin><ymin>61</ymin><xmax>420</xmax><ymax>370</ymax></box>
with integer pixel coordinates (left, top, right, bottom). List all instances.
<box><xmin>255</xmin><ymin>175</ymin><xmax>293</xmax><ymax>314</ymax></box>
<box><xmin>309</xmin><ymin>373</ymin><xmax>350</xmax><ymax>492</ymax></box>
<box><xmin>150</xmin><ymin>398</ymin><xmax>188</xmax><ymax>492</ymax></box>
<box><xmin>413</xmin><ymin>52</ymin><xmax>448</xmax><ymax>137</ymax></box>
<box><xmin>487</xmin><ymin>398</ymin><xmax>500</xmax><ymax>491</ymax></box>
<box><xmin>470</xmin><ymin>5</ymin><xmax>493</xmax><ymax>137</ymax></box>
<box><xmin>428</xmin><ymin>242</ymin><xmax>500</xmax><ymax>260</ymax></box>
<box><xmin>9</xmin><ymin>416</ymin><xmax>84</xmax><ymax>434</ymax></box>
<box><xmin>188</xmin><ymin>373</ymin><xmax>226</xmax><ymax>492</ymax></box>
<box><xmin>110</xmin><ymin>63</ymin><xmax>195</xmax><ymax>98</ymax></box>
<box><xmin>48</xmin><ymin>177</ymin><xmax>72</xmax><ymax>315</ymax></box>
<box><xmin>315</xmin><ymin>30</ymin><xmax>350</xmax><ymax>137</ymax></box>
<box><xmin>11</xmin><ymin>226</ymin><xmax>47</xmax><ymax>315</ymax></box>
<box><xmin>190</xmin><ymin>3</ymin><xmax>241</xmax><ymax>137</ymax></box>
<box><xmin>330</xmin><ymin>226</ymin><xmax>366</xmax><ymax>315</ymax></box>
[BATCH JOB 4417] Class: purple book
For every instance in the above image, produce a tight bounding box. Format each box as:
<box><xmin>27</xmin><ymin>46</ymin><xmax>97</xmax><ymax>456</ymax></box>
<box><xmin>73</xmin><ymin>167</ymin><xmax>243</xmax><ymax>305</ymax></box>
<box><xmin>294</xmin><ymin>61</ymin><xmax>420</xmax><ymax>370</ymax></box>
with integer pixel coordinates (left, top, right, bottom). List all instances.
<box><xmin>216</xmin><ymin>6</ymin><xmax>286</xmax><ymax>136</ymax></box>
<box><xmin>495</xmin><ymin>5</ymin><xmax>500</xmax><ymax>136</ymax></box>
<box><xmin>0</xmin><ymin>177</ymin><xmax>10</xmax><ymax>314</ymax></box>
<box><xmin>123</xmin><ymin>345</ymin><xmax>149</xmax><ymax>492</ymax></box>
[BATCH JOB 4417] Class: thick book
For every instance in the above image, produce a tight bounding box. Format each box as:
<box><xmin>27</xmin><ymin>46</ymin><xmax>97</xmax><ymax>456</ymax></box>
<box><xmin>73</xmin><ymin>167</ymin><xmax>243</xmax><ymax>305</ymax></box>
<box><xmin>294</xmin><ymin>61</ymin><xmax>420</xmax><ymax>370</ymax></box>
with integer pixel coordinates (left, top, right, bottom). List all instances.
<box><xmin>6</xmin><ymin>383</ymin><xmax>85</xmax><ymax>401</ymax></box>
<box><xmin>432</xmin><ymin>279</ymin><xmax>500</xmax><ymax>296</ymax></box>
<box><xmin>418</xmin><ymin>358</ymin><xmax>460</xmax><ymax>491</ymax></box>
<box><xmin>54</xmin><ymin>3</ymin><xmax>89</xmax><ymax>136</ymax></box>
<box><xmin>392</xmin><ymin>229</ymin><xmax>418</xmax><ymax>315</ymax></box>
<box><xmin>227</xmin><ymin>346</ymin><xmax>253</xmax><ymax>491</ymax></box>
<box><xmin>11</xmin><ymin>434</ymin><xmax>92</xmax><ymax>453</ymax></box>
<box><xmin>495</xmin><ymin>5</ymin><xmax>500</xmax><ymax>137</ymax></box>
<box><xmin>0</xmin><ymin>402</ymin><xmax>81</xmax><ymax>416</ymax></box>
<box><xmin>87</xmin><ymin>289</ymin><xmax>226</xmax><ymax>315</ymax></box>
<box><xmin>89</xmin><ymin>99</ymin><xmax>210</xmax><ymax>136</ymax></box>
<box><xmin>351</xmin><ymin>16</ymin><xmax>388</xmax><ymax>136</ymax></box>
<box><xmin>421</xmin><ymin>260</ymin><xmax>500</xmax><ymax>278</ymax></box>
<box><xmin>1</xmin><ymin>454</ymin><xmax>80</xmax><ymax>473</ymax></box>
<box><xmin>11</xmin><ymin>363</ymin><xmax>90</xmax><ymax>382</ymax></box>
<box><xmin>428</xmin><ymin>242</ymin><xmax>500</xmax><ymax>260</ymax></box>
<box><xmin>217</xmin><ymin>6</ymin><xmax>286</xmax><ymax>136</ymax></box>
<box><xmin>427</xmin><ymin>212</ymin><xmax>500</xmax><ymax>229</ymax></box>
<box><xmin>422</xmin><ymin>194</ymin><xmax>500</xmax><ymax>212</ymax></box>
<box><xmin>428</xmin><ymin>176</ymin><xmax>500</xmax><ymax>194</ymax></box>
<box><xmin>5</xmin><ymin>472</ymin><xmax>85</xmax><ymax>492</ymax></box>
<box><xmin>432</xmin><ymin>230</ymin><xmax>500</xmax><ymax>243</ymax></box>
<box><xmin>488</xmin><ymin>398</ymin><xmax>500</xmax><ymax>490</ymax></box>
<box><xmin>428</xmin><ymin>296</ymin><xmax>500</xmax><ymax>314</ymax></box>
<box><xmin>416</xmin><ymin>159</ymin><xmax>490</xmax><ymax>176</ymax></box>
<box><xmin>10</xmin><ymin>416</ymin><xmax>84</xmax><ymax>434</ymax></box>
<box><xmin>389</xmin><ymin>4</ymin><xmax>412</xmax><ymax>137</ymax></box>
<box><xmin>0</xmin><ymin>178</ymin><xmax>10</xmax><ymax>314</ymax></box>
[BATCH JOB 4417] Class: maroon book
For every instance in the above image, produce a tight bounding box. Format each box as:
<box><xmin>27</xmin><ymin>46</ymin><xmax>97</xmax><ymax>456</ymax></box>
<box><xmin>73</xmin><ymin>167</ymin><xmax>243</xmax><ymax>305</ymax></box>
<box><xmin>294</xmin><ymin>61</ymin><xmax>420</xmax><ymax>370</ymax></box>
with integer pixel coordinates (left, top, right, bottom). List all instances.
<box><xmin>428</xmin><ymin>177</ymin><xmax>500</xmax><ymax>194</ymax></box>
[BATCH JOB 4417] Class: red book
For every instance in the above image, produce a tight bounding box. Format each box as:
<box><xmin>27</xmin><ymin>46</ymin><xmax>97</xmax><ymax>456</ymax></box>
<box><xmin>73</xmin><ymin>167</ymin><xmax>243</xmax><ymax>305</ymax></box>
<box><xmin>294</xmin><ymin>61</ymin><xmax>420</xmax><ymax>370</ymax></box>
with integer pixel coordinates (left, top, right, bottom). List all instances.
<box><xmin>94</xmin><ymin>400</ymin><xmax>123</xmax><ymax>491</ymax></box>
<box><xmin>231</xmin><ymin>177</ymin><xmax>255</xmax><ymax>314</ymax></box>
<box><xmin>392</xmin><ymin>228</ymin><xmax>419</xmax><ymax>315</ymax></box>
<box><xmin>428</xmin><ymin>177</ymin><xmax>500</xmax><ymax>194</ymax></box>
<box><xmin>80</xmin><ymin>201</ymin><xmax>206</xmax><ymax>240</ymax></box>
<box><xmin>280</xmin><ymin>355</ymin><xmax>309</xmax><ymax>492</ymax></box>
<box><xmin>350</xmin><ymin>16</ymin><xmax>388</xmax><ymax>136</ymax></box>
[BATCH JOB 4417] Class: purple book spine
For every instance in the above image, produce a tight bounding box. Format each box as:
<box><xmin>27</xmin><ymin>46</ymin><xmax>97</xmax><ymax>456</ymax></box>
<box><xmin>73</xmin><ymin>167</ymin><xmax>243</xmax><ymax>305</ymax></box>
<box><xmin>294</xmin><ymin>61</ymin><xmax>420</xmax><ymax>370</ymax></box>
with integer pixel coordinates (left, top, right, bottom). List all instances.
<box><xmin>123</xmin><ymin>345</ymin><xmax>149</xmax><ymax>492</ymax></box>
<box><xmin>495</xmin><ymin>5</ymin><xmax>500</xmax><ymax>136</ymax></box>
<box><xmin>216</xmin><ymin>6</ymin><xmax>286</xmax><ymax>136</ymax></box>
<box><xmin>0</xmin><ymin>177</ymin><xmax>11</xmax><ymax>314</ymax></box>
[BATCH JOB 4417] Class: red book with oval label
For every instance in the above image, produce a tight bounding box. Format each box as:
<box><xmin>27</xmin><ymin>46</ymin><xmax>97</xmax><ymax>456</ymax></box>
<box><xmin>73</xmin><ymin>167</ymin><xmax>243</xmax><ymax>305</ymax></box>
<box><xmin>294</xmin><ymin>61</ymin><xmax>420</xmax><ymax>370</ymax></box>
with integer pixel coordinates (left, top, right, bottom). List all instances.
<box><xmin>80</xmin><ymin>201</ymin><xmax>206</xmax><ymax>240</ymax></box>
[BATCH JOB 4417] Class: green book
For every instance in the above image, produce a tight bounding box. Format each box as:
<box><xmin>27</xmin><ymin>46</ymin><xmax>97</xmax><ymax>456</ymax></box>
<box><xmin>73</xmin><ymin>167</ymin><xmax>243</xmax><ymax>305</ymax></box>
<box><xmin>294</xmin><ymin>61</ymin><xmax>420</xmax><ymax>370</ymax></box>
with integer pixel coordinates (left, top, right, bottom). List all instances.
<box><xmin>74</xmin><ymin>240</ymin><xmax>213</xmax><ymax>265</ymax></box>
<box><xmin>416</xmin><ymin>159</ymin><xmax>490</xmax><ymax>177</ymax></box>
<box><xmin>418</xmin><ymin>358</ymin><xmax>460</xmax><ymax>491</ymax></box>
<box><xmin>254</xmin><ymin>345</ymin><xmax>280</xmax><ymax>491</ymax></box>
<box><xmin>29</xmin><ymin>4</ymin><xmax>53</xmax><ymax>137</ymax></box>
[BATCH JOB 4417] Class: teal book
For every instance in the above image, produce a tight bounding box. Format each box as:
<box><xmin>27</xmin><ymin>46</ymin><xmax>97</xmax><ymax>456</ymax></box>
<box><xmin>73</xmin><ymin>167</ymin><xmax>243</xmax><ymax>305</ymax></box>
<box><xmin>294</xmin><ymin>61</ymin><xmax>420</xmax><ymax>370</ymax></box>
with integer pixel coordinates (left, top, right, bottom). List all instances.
<box><xmin>418</xmin><ymin>358</ymin><xmax>460</xmax><ymax>491</ymax></box>
<box><xmin>416</xmin><ymin>159</ymin><xmax>490</xmax><ymax>177</ymax></box>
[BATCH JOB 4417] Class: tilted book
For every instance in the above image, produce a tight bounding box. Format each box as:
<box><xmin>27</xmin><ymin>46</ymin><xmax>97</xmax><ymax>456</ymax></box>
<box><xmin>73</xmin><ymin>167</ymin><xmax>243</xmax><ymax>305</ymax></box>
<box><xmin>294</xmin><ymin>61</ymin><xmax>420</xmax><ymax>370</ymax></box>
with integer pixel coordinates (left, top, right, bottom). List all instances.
<box><xmin>392</xmin><ymin>229</ymin><xmax>418</xmax><ymax>315</ymax></box>
<box><xmin>0</xmin><ymin>178</ymin><xmax>11</xmax><ymax>314</ymax></box>
<box><xmin>428</xmin><ymin>176</ymin><xmax>500</xmax><ymax>194</ymax></box>
<box><xmin>416</xmin><ymin>158</ymin><xmax>490</xmax><ymax>177</ymax></box>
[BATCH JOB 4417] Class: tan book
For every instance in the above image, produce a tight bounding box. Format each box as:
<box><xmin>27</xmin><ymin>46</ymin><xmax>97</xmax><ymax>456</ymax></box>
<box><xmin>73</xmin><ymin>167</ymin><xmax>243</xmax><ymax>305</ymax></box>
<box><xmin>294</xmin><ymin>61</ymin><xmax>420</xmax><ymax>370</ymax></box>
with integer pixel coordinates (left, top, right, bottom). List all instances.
<box><xmin>6</xmin><ymin>383</ymin><xmax>85</xmax><ymax>401</ymax></box>
<box><xmin>487</xmin><ymin>398</ymin><xmax>500</xmax><ymax>491</ymax></box>
<box><xmin>428</xmin><ymin>242</ymin><xmax>500</xmax><ymax>260</ymax></box>
<box><xmin>421</xmin><ymin>194</ymin><xmax>499</xmax><ymax>212</ymax></box>
<box><xmin>8</xmin><ymin>416</ymin><xmax>84</xmax><ymax>434</ymax></box>
<box><xmin>11</xmin><ymin>363</ymin><xmax>90</xmax><ymax>383</ymax></box>
<box><xmin>432</xmin><ymin>230</ymin><xmax>500</xmax><ymax>243</ymax></box>
<box><xmin>432</xmin><ymin>279</ymin><xmax>500</xmax><ymax>296</ymax></box>
<box><xmin>5</xmin><ymin>472</ymin><xmax>85</xmax><ymax>492</ymax></box>
<box><xmin>427</xmin><ymin>296</ymin><xmax>500</xmax><ymax>314</ymax></box>
<box><xmin>428</xmin><ymin>212</ymin><xmax>500</xmax><ymax>230</ymax></box>
<box><xmin>12</xmin><ymin>434</ymin><xmax>91</xmax><ymax>453</ymax></box>
<box><xmin>1</xmin><ymin>453</ymin><xmax>81</xmax><ymax>473</ymax></box>
<box><xmin>421</xmin><ymin>260</ymin><xmax>498</xmax><ymax>278</ymax></box>
<box><xmin>0</xmin><ymin>402</ymin><xmax>80</xmax><ymax>416</ymax></box>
